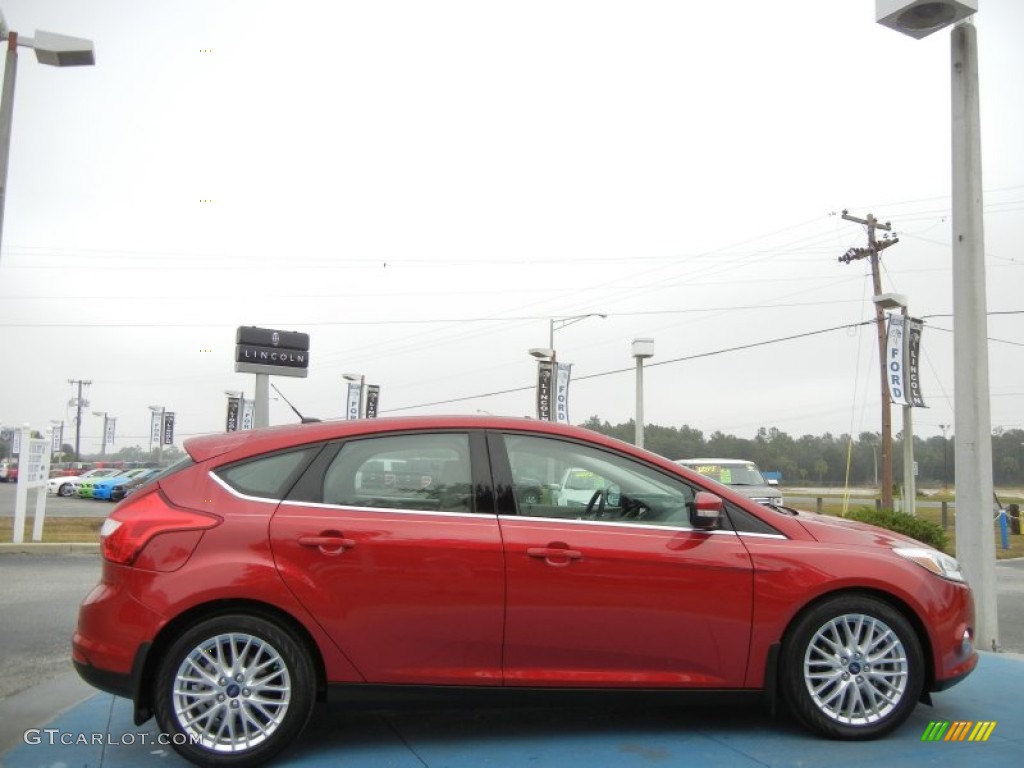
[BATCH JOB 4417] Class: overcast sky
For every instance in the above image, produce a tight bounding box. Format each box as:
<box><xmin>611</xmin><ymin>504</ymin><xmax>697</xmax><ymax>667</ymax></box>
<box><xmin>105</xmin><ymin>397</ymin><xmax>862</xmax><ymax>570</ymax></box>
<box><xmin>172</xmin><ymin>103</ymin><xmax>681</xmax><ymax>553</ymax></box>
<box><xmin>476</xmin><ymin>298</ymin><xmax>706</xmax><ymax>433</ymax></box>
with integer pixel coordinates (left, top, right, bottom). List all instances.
<box><xmin>0</xmin><ymin>0</ymin><xmax>1021</xmax><ymax>455</ymax></box>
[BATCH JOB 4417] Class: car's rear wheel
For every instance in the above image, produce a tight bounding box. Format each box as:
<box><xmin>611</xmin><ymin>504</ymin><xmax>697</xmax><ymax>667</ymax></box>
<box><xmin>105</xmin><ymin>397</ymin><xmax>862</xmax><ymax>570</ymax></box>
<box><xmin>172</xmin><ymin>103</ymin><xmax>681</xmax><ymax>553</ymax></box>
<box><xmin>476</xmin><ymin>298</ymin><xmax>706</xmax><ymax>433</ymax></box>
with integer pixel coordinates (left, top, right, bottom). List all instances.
<box><xmin>781</xmin><ymin>594</ymin><xmax>923</xmax><ymax>739</ymax></box>
<box><xmin>153</xmin><ymin>614</ymin><xmax>316</xmax><ymax>767</ymax></box>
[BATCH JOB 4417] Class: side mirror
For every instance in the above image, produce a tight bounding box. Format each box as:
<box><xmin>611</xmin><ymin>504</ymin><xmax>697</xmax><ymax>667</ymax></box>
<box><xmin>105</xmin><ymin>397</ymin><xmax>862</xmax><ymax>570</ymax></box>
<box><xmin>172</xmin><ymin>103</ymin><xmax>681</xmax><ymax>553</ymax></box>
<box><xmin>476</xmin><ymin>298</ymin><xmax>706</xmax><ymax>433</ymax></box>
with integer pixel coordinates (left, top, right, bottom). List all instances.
<box><xmin>691</xmin><ymin>491</ymin><xmax>724</xmax><ymax>530</ymax></box>
<box><xmin>766</xmin><ymin>478</ymin><xmax>779</xmax><ymax>487</ymax></box>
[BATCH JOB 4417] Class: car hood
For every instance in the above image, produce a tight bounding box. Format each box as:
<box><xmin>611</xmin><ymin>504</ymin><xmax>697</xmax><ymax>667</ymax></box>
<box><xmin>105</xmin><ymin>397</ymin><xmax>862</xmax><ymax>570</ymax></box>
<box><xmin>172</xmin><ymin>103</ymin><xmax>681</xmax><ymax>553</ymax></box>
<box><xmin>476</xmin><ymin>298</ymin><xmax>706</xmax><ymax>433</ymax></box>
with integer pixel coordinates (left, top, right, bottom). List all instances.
<box><xmin>792</xmin><ymin>510</ymin><xmax>927</xmax><ymax>550</ymax></box>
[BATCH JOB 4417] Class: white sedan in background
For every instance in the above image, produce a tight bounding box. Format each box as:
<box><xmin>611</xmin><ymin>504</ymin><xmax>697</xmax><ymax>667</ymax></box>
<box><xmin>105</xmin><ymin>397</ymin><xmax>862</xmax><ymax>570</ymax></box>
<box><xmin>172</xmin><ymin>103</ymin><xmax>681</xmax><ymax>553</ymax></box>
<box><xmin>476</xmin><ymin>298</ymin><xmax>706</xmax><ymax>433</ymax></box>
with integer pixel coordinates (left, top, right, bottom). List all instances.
<box><xmin>48</xmin><ymin>468</ymin><xmax>120</xmax><ymax>497</ymax></box>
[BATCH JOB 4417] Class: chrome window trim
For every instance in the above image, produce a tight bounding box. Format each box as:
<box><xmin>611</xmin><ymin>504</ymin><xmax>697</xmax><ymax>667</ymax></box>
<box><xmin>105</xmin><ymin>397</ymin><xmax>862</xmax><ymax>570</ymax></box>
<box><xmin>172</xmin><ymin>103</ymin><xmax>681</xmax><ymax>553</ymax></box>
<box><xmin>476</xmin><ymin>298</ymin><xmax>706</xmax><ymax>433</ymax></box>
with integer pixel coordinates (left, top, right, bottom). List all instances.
<box><xmin>504</xmin><ymin>513</ymin><xmax>787</xmax><ymax>539</ymax></box>
<box><xmin>210</xmin><ymin>471</ymin><xmax>282</xmax><ymax>504</ymax></box>
<box><xmin>279</xmin><ymin>498</ymin><xmax>497</xmax><ymax>520</ymax></box>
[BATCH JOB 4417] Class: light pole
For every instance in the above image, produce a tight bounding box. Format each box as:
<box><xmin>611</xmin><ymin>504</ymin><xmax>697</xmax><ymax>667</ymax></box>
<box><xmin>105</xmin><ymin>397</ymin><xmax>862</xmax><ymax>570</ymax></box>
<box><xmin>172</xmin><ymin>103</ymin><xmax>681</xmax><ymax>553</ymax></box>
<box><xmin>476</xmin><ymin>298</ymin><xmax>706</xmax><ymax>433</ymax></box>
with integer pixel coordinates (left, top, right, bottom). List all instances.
<box><xmin>0</xmin><ymin>12</ymin><xmax>94</xmax><ymax>260</ymax></box>
<box><xmin>876</xmin><ymin>0</ymin><xmax>998</xmax><ymax>650</ymax></box>
<box><xmin>632</xmin><ymin>338</ymin><xmax>654</xmax><ymax>449</ymax></box>
<box><xmin>939</xmin><ymin>424</ymin><xmax>950</xmax><ymax>490</ymax></box>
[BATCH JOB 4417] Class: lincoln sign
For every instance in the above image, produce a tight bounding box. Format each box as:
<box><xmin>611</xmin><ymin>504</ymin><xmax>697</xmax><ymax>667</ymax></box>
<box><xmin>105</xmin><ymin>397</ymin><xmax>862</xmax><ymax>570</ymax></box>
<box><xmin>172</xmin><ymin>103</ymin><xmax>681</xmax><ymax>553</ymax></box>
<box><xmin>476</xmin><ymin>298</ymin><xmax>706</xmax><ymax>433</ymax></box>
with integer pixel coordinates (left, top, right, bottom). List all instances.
<box><xmin>234</xmin><ymin>326</ymin><xmax>310</xmax><ymax>378</ymax></box>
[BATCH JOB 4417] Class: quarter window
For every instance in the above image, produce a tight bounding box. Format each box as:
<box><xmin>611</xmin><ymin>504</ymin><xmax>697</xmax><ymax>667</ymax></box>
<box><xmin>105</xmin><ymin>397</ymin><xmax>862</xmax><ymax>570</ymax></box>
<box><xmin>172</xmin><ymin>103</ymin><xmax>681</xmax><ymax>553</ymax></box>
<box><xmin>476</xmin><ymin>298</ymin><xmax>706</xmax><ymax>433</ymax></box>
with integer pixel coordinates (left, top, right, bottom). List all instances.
<box><xmin>322</xmin><ymin>433</ymin><xmax>473</xmax><ymax>513</ymax></box>
<box><xmin>216</xmin><ymin>447</ymin><xmax>319</xmax><ymax>499</ymax></box>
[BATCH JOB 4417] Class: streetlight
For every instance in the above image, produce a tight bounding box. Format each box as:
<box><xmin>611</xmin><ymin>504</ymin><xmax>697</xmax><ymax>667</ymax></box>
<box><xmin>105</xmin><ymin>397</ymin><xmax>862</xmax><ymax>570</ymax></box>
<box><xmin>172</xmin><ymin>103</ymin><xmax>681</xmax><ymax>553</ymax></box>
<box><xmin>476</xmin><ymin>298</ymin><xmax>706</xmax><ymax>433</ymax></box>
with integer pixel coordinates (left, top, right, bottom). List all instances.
<box><xmin>0</xmin><ymin>12</ymin><xmax>95</xmax><ymax>260</ymax></box>
<box><xmin>547</xmin><ymin>313</ymin><xmax>607</xmax><ymax>350</ymax></box>
<box><xmin>632</xmin><ymin>338</ymin><xmax>654</xmax><ymax>449</ymax></box>
<box><xmin>92</xmin><ymin>410</ymin><xmax>108</xmax><ymax>457</ymax></box>
<box><xmin>529</xmin><ymin>314</ymin><xmax>606</xmax><ymax>422</ymax></box>
<box><xmin>875</xmin><ymin>0</ymin><xmax>998</xmax><ymax>650</ymax></box>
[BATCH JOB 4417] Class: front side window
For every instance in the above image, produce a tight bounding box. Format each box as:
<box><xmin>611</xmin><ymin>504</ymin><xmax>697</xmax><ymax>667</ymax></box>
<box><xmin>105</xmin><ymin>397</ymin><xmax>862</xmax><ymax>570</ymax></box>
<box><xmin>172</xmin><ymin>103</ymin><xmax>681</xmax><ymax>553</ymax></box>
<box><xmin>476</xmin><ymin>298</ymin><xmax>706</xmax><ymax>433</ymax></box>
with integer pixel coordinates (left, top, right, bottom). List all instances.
<box><xmin>502</xmin><ymin>434</ymin><xmax>696</xmax><ymax>528</ymax></box>
<box><xmin>322</xmin><ymin>433</ymin><xmax>473</xmax><ymax>513</ymax></box>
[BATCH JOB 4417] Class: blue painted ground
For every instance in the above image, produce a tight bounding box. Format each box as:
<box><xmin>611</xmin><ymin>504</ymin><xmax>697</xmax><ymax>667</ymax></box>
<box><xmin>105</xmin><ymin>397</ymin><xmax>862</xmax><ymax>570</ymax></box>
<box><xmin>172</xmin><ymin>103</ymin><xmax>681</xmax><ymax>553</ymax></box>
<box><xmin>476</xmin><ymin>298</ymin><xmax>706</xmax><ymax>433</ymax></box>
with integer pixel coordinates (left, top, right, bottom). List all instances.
<box><xmin>4</xmin><ymin>652</ymin><xmax>1022</xmax><ymax>767</ymax></box>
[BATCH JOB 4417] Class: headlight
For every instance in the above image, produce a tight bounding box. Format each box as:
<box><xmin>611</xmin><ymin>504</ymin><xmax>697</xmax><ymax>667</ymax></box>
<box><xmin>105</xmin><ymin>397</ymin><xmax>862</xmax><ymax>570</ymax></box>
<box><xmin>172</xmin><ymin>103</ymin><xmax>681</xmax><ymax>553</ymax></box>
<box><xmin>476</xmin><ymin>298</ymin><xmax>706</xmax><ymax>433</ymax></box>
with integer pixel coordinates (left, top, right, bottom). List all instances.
<box><xmin>893</xmin><ymin>546</ymin><xmax>965</xmax><ymax>582</ymax></box>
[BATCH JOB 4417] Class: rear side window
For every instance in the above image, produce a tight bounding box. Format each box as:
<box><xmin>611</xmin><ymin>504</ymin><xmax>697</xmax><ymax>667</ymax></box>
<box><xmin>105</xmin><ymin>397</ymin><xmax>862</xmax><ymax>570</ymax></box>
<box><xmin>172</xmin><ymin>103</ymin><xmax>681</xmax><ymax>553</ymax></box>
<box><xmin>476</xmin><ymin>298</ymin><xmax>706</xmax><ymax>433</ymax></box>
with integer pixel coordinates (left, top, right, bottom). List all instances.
<box><xmin>216</xmin><ymin>447</ymin><xmax>319</xmax><ymax>499</ymax></box>
<box><xmin>321</xmin><ymin>433</ymin><xmax>473</xmax><ymax>513</ymax></box>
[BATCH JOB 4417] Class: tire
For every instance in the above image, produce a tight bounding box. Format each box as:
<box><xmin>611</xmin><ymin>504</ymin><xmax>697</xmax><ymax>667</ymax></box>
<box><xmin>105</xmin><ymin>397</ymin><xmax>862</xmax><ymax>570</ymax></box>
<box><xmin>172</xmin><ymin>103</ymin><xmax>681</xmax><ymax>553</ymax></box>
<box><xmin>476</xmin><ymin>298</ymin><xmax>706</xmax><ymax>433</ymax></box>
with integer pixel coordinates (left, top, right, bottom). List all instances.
<box><xmin>153</xmin><ymin>614</ymin><xmax>316</xmax><ymax>767</ymax></box>
<box><xmin>780</xmin><ymin>594</ymin><xmax>924</xmax><ymax>740</ymax></box>
<box><xmin>58</xmin><ymin>483</ymin><xmax>74</xmax><ymax>497</ymax></box>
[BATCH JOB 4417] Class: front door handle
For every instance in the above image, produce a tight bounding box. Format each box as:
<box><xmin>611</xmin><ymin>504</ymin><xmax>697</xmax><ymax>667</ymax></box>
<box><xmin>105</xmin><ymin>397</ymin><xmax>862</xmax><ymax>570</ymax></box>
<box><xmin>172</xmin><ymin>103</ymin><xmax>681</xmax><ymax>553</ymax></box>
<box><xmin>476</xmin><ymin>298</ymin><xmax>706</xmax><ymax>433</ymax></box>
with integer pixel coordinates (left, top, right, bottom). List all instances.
<box><xmin>298</xmin><ymin>533</ymin><xmax>355</xmax><ymax>554</ymax></box>
<box><xmin>527</xmin><ymin>546</ymin><xmax>583</xmax><ymax>566</ymax></box>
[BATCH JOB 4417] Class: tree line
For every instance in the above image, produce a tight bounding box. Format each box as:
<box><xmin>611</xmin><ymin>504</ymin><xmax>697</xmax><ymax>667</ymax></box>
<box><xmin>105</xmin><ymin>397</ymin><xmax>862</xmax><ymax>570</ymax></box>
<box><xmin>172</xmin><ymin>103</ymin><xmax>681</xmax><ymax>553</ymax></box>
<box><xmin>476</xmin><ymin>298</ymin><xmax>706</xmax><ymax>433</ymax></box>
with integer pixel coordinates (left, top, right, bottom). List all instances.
<box><xmin>579</xmin><ymin>417</ymin><xmax>1024</xmax><ymax>488</ymax></box>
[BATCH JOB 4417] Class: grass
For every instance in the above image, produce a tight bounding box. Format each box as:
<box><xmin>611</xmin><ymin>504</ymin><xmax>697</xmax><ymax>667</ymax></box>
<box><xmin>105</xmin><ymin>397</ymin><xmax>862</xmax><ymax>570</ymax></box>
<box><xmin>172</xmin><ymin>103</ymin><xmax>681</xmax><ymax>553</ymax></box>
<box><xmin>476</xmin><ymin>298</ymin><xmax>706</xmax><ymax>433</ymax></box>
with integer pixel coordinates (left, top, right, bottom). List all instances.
<box><xmin>10</xmin><ymin>516</ymin><xmax>103</xmax><ymax>544</ymax></box>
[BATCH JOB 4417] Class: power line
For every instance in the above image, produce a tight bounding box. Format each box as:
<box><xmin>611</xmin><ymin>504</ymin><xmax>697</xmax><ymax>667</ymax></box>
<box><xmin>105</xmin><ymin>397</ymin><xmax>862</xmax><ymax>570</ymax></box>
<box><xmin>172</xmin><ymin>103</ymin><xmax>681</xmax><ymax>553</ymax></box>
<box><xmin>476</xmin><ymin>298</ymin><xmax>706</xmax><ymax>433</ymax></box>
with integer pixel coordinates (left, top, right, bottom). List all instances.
<box><xmin>382</xmin><ymin>319</ymin><xmax>876</xmax><ymax>414</ymax></box>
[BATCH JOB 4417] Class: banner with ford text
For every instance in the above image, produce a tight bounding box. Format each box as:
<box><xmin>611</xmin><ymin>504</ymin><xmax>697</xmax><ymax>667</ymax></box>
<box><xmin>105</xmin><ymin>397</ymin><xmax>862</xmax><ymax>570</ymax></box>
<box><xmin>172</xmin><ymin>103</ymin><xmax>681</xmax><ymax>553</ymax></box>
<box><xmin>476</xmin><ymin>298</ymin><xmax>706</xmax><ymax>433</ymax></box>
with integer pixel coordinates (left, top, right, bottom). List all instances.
<box><xmin>346</xmin><ymin>381</ymin><xmax>362</xmax><ymax>420</ymax></box>
<box><xmin>536</xmin><ymin>361</ymin><xmax>553</xmax><ymax>421</ymax></box>
<box><xmin>104</xmin><ymin>417</ymin><xmax>116</xmax><ymax>447</ymax></box>
<box><xmin>886</xmin><ymin>314</ymin><xmax>926</xmax><ymax>408</ymax></box>
<box><xmin>886</xmin><ymin>314</ymin><xmax>908</xmax><ymax>406</ymax></box>
<box><xmin>554</xmin><ymin>362</ymin><xmax>572</xmax><ymax>425</ymax></box>
<box><xmin>366</xmin><ymin>385</ymin><xmax>380</xmax><ymax>419</ymax></box>
<box><xmin>51</xmin><ymin>424</ymin><xmax>63</xmax><ymax>455</ymax></box>
<box><xmin>241</xmin><ymin>400</ymin><xmax>255</xmax><ymax>431</ymax></box>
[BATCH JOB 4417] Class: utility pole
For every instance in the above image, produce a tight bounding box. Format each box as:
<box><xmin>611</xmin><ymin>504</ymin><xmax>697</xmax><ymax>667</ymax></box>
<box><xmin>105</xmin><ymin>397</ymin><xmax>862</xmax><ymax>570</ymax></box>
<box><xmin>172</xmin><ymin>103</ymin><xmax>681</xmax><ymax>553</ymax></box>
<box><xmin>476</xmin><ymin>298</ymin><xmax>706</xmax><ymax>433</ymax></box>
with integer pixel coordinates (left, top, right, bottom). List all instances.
<box><xmin>839</xmin><ymin>211</ymin><xmax>899</xmax><ymax>511</ymax></box>
<box><xmin>67</xmin><ymin>378</ymin><xmax>91</xmax><ymax>462</ymax></box>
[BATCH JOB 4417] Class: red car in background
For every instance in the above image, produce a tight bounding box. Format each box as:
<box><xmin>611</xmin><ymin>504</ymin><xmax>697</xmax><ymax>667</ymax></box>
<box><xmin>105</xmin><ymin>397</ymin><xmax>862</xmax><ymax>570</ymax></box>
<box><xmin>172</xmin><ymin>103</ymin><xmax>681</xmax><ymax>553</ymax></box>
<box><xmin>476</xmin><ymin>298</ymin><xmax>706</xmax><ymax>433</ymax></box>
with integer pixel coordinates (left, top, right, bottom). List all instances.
<box><xmin>73</xmin><ymin>416</ymin><xmax>977</xmax><ymax>767</ymax></box>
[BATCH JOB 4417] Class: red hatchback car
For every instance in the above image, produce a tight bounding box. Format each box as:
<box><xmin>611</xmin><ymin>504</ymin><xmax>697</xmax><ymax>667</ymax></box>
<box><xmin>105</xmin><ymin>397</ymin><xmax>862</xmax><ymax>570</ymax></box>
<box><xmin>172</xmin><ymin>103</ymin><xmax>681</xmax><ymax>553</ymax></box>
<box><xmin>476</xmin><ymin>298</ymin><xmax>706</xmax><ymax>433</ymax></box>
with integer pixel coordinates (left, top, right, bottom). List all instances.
<box><xmin>73</xmin><ymin>416</ymin><xmax>977</xmax><ymax>766</ymax></box>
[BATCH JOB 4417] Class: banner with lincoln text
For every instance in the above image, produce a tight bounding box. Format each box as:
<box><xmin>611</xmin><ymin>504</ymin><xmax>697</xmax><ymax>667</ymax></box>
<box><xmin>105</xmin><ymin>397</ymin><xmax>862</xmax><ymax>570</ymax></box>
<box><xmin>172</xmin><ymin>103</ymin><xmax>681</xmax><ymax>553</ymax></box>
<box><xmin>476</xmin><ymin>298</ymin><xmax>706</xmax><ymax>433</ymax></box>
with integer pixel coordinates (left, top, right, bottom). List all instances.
<box><xmin>536</xmin><ymin>361</ymin><xmax>553</xmax><ymax>421</ymax></box>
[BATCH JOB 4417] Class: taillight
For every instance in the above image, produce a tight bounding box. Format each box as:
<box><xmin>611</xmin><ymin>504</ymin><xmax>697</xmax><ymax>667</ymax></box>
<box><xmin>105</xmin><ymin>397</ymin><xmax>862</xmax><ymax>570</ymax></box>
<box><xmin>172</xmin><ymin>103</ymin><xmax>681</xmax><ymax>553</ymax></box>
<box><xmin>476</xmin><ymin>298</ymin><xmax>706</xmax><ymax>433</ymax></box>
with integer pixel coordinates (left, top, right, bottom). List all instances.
<box><xmin>101</xmin><ymin>487</ymin><xmax>221</xmax><ymax>565</ymax></box>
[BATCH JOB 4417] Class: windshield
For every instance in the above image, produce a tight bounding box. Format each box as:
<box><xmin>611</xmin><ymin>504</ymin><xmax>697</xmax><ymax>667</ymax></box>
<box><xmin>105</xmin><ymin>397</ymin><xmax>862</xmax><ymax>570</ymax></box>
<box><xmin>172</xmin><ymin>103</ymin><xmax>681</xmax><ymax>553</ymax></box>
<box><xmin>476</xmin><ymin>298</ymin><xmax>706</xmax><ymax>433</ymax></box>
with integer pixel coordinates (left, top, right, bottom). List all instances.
<box><xmin>682</xmin><ymin>461</ymin><xmax>766</xmax><ymax>486</ymax></box>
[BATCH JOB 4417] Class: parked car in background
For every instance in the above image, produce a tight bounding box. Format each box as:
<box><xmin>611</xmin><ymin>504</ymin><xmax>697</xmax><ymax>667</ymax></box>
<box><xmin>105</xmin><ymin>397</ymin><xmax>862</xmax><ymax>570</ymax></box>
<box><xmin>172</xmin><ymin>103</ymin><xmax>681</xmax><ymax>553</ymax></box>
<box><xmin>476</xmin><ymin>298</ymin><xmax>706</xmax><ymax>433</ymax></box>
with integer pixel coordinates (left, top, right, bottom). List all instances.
<box><xmin>74</xmin><ymin>416</ymin><xmax>976</xmax><ymax>766</ymax></box>
<box><xmin>61</xmin><ymin>468</ymin><xmax>121</xmax><ymax>498</ymax></box>
<box><xmin>108</xmin><ymin>470</ymin><xmax>160</xmax><ymax>503</ymax></box>
<box><xmin>674</xmin><ymin>458</ymin><xmax>783</xmax><ymax>507</ymax></box>
<box><xmin>555</xmin><ymin>466</ymin><xmax>607</xmax><ymax>506</ymax></box>
<box><xmin>0</xmin><ymin>461</ymin><xmax>17</xmax><ymax>483</ymax></box>
<box><xmin>92</xmin><ymin>468</ymin><xmax>157</xmax><ymax>501</ymax></box>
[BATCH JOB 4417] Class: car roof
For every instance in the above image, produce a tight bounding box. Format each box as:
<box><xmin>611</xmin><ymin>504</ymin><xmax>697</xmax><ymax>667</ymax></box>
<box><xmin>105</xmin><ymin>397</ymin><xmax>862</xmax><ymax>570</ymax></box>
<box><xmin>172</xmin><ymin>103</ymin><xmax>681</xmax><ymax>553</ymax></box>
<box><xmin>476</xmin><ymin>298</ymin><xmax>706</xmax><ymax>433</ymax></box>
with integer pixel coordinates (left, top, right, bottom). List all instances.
<box><xmin>183</xmin><ymin>415</ymin><xmax>680</xmax><ymax>471</ymax></box>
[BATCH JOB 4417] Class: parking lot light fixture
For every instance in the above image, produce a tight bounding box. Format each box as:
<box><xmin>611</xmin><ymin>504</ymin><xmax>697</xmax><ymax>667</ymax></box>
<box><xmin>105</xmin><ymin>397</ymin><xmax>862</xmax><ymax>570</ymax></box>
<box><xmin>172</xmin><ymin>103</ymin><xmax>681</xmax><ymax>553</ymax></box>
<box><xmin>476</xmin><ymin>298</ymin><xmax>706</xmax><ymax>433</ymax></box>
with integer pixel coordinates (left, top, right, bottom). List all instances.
<box><xmin>0</xmin><ymin>12</ymin><xmax>95</xmax><ymax>261</ymax></box>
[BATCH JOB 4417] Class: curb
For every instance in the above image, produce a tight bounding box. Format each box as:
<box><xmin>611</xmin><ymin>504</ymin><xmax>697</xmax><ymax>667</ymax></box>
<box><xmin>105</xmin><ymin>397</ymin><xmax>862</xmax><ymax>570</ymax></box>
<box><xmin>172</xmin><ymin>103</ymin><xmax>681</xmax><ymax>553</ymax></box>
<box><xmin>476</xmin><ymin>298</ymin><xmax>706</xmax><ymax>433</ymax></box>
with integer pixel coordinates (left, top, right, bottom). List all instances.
<box><xmin>0</xmin><ymin>542</ymin><xmax>99</xmax><ymax>555</ymax></box>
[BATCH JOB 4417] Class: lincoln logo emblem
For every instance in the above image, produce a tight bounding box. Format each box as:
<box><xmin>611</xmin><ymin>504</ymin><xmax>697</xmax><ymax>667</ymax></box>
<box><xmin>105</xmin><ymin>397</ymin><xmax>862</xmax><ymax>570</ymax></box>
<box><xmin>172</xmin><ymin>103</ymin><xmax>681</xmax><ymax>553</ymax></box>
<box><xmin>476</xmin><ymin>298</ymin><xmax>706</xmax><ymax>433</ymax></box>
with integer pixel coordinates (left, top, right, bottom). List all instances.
<box><xmin>271</xmin><ymin>332</ymin><xmax>280</xmax><ymax>347</ymax></box>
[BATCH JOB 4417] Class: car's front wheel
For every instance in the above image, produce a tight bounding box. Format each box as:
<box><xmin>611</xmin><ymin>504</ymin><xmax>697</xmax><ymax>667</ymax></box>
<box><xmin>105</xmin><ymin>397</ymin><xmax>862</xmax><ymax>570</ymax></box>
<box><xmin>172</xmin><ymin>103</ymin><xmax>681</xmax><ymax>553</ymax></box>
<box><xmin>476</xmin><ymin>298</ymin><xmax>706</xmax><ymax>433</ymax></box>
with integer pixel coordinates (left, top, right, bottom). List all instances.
<box><xmin>781</xmin><ymin>594</ymin><xmax>924</xmax><ymax>739</ymax></box>
<box><xmin>153</xmin><ymin>614</ymin><xmax>316</xmax><ymax>767</ymax></box>
<box><xmin>58</xmin><ymin>483</ymin><xmax>74</xmax><ymax>497</ymax></box>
